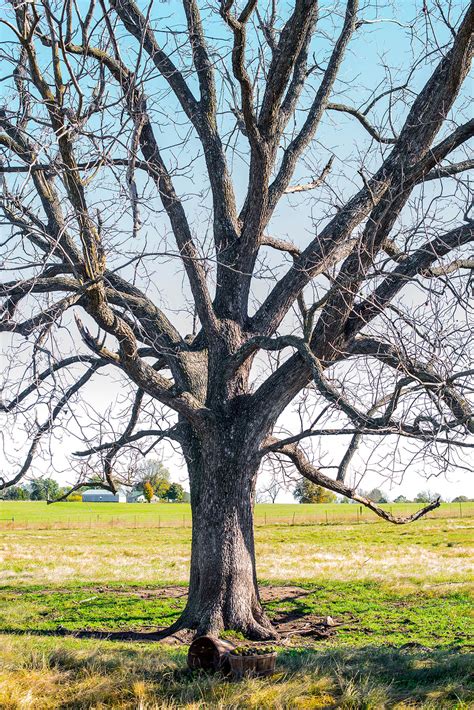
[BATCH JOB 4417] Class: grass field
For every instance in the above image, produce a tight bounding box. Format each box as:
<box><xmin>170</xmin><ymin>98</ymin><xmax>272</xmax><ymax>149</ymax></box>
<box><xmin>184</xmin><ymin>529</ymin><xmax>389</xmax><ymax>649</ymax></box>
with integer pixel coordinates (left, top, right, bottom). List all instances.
<box><xmin>0</xmin><ymin>502</ymin><xmax>472</xmax><ymax>708</ymax></box>
<box><xmin>0</xmin><ymin>500</ymin><xmax>471</xmax><ymax>527</ymax></box>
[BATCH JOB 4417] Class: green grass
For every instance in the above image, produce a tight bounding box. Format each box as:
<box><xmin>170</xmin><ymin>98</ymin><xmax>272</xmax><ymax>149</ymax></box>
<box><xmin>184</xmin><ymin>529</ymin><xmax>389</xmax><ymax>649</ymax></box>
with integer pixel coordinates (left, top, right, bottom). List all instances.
<box><xmin>0</xmin><ymin>500</ymin><xmax>471</xmax><ymax>527</ymax></box>
<box><xmin>0</xmin><ymin>580</ymin><xmax>471</xmax><ymax>649</ymax></box>
<box><xmin>0</xmin><ymin>505</ymin><xmax>472</xmax><ymax>708</ymax></box>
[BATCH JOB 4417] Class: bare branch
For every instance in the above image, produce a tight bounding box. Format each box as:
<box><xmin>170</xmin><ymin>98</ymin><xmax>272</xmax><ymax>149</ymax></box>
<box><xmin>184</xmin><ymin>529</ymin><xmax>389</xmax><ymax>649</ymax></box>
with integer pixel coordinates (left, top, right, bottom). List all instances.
<box><xmin>267</xmin><ymin>437</ymin><xmax>441</xmax><ymax>524</ymax></box>
<box><xmin>326</xmin><ymin>102</ymin><xmax>397</xmax><ymax>144</ymax></box>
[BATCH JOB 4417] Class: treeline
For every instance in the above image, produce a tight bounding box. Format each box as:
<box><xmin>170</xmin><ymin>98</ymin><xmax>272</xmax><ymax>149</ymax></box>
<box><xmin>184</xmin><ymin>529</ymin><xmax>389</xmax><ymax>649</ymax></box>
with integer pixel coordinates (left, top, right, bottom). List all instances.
<box><xmin>1</xmin><ymin>478</ymin><xmax>62</xmax><ymax>501</ymax></box>
<box><xmin>1</xmin><ymin>460</ymin><xmax>189</xmax><ymax>503</ymax></box>
<box><xmin>293</xmin><ymin>480</ymin><xmax>471</xmax><ymax>505</ymax></box>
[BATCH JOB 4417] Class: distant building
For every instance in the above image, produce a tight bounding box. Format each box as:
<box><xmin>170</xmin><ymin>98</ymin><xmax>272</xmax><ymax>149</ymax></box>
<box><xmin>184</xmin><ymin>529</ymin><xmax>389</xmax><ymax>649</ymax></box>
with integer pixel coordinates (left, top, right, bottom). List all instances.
<box><xmin>126</xmin><ymin>490</ymin><xmax>144</xmax><ymax>503</ymax></box>
<box><xmin>81</xmin><ymin>489</ymin><xmax>126</xmax><ymax>503</ymax></box>
<box><xmin>126</xmin><ymin>490</ymin><xmax>160</xmax><ymax>503</ymax></box>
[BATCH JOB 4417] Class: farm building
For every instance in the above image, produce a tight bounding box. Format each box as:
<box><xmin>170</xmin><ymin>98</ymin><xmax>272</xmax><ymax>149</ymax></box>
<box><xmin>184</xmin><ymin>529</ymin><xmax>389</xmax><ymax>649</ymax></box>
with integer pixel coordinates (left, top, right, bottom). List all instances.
<box><xmin>81</xmin><ymin>489</ymin><xmax>126</xmax><ymax>503</ymax></box>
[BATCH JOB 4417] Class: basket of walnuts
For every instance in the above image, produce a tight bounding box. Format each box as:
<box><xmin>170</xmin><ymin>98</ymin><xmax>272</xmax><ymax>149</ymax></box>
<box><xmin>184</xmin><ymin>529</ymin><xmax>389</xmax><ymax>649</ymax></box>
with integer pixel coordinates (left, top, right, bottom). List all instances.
<box><xmin>228</xmin><ymin>646</ymin><xmax>277</xmax><ymax>679</ymax></box>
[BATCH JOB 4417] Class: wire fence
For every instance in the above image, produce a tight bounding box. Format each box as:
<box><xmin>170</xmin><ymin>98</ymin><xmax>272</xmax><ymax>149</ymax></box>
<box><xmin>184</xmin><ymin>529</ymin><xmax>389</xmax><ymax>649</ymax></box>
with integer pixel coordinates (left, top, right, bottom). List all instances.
<box><xmin>0</xmin><ymin>503</ymin><xmax>471</xmax><ymax>531</ymax></box>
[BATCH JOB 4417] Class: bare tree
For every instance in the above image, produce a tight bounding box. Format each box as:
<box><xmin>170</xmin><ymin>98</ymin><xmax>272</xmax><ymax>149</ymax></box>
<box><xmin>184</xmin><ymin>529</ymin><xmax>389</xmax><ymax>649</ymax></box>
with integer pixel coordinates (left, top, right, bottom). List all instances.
<box><xmin>0</xmin><ymin>0</ymin><xmax>473</xmax><ymax>638</ymax></box>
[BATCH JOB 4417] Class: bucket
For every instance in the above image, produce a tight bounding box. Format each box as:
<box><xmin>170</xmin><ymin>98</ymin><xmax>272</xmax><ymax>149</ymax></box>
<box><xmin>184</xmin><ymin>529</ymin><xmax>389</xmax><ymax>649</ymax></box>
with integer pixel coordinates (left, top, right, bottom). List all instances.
<box><xmin>187</xmin><ymin>635</ymin><xmax>235</xmax><ymax>673</ymax></box>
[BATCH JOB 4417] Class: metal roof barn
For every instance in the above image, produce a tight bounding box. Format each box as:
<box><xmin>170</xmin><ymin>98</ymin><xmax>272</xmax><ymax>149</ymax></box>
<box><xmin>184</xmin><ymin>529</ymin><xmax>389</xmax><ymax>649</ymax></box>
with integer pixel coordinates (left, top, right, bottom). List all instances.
<box><xmin>81</xmin><ymin>489</ymin><xmax>126</xmax><ymax>503</ymax></box>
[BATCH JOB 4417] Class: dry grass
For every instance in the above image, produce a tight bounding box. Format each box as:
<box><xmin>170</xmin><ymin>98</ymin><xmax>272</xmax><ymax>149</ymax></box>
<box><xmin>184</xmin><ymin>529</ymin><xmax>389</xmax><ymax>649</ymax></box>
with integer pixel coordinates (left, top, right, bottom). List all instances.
<box><xmin>1</xmin><ymin>520</ymin><xmax>472</xmax><ymax>587</ymax></box>
<box><xmin>0</xmin><ymin>636</ymin><xmax>471</xmax><ymax>709</ymax></box>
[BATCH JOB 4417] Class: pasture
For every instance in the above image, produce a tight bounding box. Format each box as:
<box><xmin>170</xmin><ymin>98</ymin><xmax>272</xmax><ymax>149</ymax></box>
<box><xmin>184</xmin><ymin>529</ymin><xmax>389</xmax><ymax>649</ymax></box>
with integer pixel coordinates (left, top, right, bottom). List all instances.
<box><xmin>0</xmin><ymin>502</ymin><xmax>472</xmax><ymax>708</ymax></box>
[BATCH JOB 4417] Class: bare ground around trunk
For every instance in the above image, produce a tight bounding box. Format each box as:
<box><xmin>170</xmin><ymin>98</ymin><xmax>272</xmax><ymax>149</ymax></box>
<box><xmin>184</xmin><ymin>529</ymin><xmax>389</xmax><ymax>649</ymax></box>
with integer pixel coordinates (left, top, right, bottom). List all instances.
<box><xmin>2</xmin><ymin>585</ymin><xmax>342</xmax><ymax>644</ymax></box>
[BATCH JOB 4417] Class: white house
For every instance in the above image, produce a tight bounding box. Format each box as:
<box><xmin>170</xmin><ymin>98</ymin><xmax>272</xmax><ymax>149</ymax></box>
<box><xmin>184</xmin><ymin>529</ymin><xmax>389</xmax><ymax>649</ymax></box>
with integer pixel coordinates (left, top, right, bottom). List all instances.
<box><xmin>81</xmin><ymin>489</ymin><xmax>126</xmax><ymax>503</ymax></box>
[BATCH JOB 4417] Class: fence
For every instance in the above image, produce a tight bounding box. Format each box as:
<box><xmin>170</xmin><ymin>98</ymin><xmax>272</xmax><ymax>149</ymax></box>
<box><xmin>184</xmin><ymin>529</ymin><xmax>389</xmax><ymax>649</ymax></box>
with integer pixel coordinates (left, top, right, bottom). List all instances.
<box><xmin>0</xmin><ymin>503</ymin><xmax>471</xmax><ymax>531</ymax></box>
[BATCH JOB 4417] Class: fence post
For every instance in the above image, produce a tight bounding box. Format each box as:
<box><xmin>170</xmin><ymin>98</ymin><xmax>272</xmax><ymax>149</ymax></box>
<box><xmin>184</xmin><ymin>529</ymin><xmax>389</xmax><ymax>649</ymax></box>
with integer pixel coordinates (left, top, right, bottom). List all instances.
<box><xmin>459</xmin><ymin>502</ymin><xmax>463</xmax><ymax>518</ymax></box>
<box><xmin>325</xmin><ymin>511</ymin><xmax>328</xmax><ymax>525</ymax></box>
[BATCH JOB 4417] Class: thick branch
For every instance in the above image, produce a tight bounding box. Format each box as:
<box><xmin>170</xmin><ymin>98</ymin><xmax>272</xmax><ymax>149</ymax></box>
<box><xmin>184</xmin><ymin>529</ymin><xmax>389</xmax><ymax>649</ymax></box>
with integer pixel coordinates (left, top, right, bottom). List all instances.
<box><xmin>347</xmin><ymin>221</ymin><xmax>474</xmax><ymax>336</ymax></box>
<box><xmin>267</xmin><ymin>0</ymin><xmax>359</xmax><ymax>213</ymax></box>
<box><xmin>251</xmin><ymin>5</ymin><xmax>473</xmax><ymax>336</ymax></box>
<box><xmin>268</xmin><ymin>437</ymin><xmax>441</xmax><ymax>524</ymax></box>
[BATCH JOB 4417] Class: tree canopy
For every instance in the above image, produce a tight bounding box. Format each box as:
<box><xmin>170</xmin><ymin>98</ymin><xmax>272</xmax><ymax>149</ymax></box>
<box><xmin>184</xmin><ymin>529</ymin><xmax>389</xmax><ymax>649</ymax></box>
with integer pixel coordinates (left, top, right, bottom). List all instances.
<box><xmin>294</xmin><ymin>478</ymin><xmax>337</xmax><ymax>504</ymax></box>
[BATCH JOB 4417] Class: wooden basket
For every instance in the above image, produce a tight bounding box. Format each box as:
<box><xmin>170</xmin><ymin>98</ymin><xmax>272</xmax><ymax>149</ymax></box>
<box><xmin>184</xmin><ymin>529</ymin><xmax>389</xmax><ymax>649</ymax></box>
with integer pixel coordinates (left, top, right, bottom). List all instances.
<box><xmin>228</xmin><ymin>651</ymin><xmax>277</xmax><ymax>679</ymax></box>
<box><xmin>187</xmin><ymin>635</ymin><xmax>235</xmax><ymax>673</ymax></box>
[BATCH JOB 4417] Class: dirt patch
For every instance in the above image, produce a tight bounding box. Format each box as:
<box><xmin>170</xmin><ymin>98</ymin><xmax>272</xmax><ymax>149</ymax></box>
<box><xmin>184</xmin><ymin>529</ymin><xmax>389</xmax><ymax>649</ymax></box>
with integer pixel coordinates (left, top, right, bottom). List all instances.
<box><xmin>3</xmin><ymin>585</ymin><xmax>347</xmax><ymax>644</ymax></box>
<box><xmin>7</xmin><ymin>584</ymin><xmax>309</xmax><ymax>601</ymax></box>
<box><xmin>259</xmin><ymin>585</ymin><xmax>310</xmax><ymax>602</ymax></box>
<box><xmin>5</xmin><ymin>585</ymin><xmax>188</xmax><ymax>598</ymax></box>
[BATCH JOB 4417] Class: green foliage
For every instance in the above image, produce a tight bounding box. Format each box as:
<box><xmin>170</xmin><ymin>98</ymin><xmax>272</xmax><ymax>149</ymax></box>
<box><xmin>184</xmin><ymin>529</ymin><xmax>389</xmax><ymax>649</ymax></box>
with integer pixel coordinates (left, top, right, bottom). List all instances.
<box><xmin>415</xmin><ymin>490</ymin><xmax>442</xmax><ymax>503</ymax></box>
<box><xmin>165</xmin><ymin>482</ymin><xmax>185</xmax><ymax>502</ymax></box>
<box><xmin>66</xmin><ymin>494</ymin><xmax>82</xmax><ymax>502</ymax></box>
<box><xmin>293</xmin><ymin>478</ymin><xmax>337</xmax><ymax>504</ymax></box>
<box><xmin>29</xmin><ymin>478</ymin><xmax>60</xmax><ymax>501</ymax></box>
<box><xmin>366</xmin><ymin>488</ymin><xmax>389</xmax><ymax>503</ymax></box>
<box><xmin>394</xmin><ymin>494</ymin><xmax>410</xmax><ymax>503</ymax></box>
<box><xmin>452</xmin><ymin>495</ymin><xmax>470</xmax><ymax>503</ymax></box>
<box><xmin>133</xmin><ymin>459</ymin><xmax>171</xmax><ymax>500</ymax></box>
<box><xmin>143</xmin><ymin>481</ymin><xmax>154</xmax><ymax>503</ymax></box>
<box><xmin>1</xmin><ymin>485</ymin><xmax>29</xmax><ymax>500</ymax></box>
<box><xmin>154</xmin><ymin>478</ymin><xmax>171</xmax><ymax>500</ymax></box>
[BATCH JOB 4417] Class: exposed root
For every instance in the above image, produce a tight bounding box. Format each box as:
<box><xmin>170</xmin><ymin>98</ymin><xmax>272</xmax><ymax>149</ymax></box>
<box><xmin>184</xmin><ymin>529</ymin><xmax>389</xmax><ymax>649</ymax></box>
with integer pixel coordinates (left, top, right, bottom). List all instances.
<box><xmin>243</xmin><ymin>621</ymin><xmax>280</xmax><ymax>641</ymax></box>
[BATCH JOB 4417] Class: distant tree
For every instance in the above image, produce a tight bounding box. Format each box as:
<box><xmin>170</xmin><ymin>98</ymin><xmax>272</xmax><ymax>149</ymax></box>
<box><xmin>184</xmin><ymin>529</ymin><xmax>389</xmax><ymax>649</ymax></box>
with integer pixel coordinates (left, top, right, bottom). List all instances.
<box><xmin>165</xmin><ymin>482</ymin><xmax>185</xmax><ymax>502</ymax></box>
<box><xmin>134</xmin><ymin>460</ymin><xmax>171</xmax><ymax>499</ymax></box>
<box><xmin>452</xmin><ymin>495</ymin><xmax>469</xmax><ymax>503</ymax></box>
<box><xmin>257</xmin><ymin>476</ymin><xmax>285</xmax><ymax>504</ymax></box>
<box><xmin>294</xmin><ymin>479</ymin><xmax>337</xmax><ymax>504</ymax></box>
<box><xmin>154</xmin><ymin>479</ymin><xmax>171</xmax><ymax>500</ymax></box>
<box><xmin>394</xmin><ymin>495</ymin><xmax>410</xmax><ymax>503</ymax></box>
<box><xmin>143</xmin><ymin>481</ymin><xmax>154</xmax><ymax>503</ymax></box>
<box><xmin>366</xmin><ymin>488</ymin><xmax>389</xmax><ymax>504</ymax></box>
<box><xmin>415</xmin><ymin>490</ymin><xmax>442</xmax><ymax>504</ymax></box>
<box><xmin>29</xmin><ymin>478</ymin><xmax>60</xmax><ymax>501</ymax></box>
<box><xmin>1</xmin><ymin>485</ymin><xmax>29</xmax><ymax>500</ymax></box>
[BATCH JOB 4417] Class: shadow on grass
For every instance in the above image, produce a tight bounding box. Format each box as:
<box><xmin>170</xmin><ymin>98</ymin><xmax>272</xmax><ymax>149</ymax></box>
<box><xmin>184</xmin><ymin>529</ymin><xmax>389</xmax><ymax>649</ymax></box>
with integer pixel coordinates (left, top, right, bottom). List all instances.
<box><xmin>2</xmin><ymin>633</ymin><xmax>471</xmax><ymax>709</ymax></box>
<box><xmin>0</xmin><ymin>625</ymin><xmax>183</xmax><ymax>642</ymax></box>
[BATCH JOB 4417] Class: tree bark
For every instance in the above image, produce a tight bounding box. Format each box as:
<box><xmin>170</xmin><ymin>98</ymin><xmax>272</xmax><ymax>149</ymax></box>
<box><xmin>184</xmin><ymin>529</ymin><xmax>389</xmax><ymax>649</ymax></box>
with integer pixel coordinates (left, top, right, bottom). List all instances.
<box><xmin>175</xmin><ymin>424</ymin><xmax>276</xmax><ymax>639</ymax></box>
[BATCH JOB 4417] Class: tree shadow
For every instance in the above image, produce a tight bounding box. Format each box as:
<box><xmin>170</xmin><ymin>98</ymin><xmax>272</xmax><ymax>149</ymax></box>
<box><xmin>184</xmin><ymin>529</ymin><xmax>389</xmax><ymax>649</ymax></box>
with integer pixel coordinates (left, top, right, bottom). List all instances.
<box><xmin>2</xmin><ymin>631</ymin><xmax>469</xmax><ymax>707</ymax></box>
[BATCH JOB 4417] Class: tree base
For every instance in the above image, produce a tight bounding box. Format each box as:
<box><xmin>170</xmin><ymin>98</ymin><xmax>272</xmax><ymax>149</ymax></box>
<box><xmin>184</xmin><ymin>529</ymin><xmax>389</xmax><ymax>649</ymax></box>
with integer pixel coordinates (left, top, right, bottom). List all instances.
<box><xmin>171</xmin><ymin>605</ymin><xmax>279</xmax><ymax>641</ymax></box>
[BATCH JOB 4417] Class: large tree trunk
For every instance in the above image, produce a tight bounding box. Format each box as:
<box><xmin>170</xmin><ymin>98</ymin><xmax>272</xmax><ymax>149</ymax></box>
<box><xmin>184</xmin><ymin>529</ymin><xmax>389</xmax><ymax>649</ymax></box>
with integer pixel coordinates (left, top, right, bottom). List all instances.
<box><xmin>175</xmin><ymin>424</ymin><xmax>276</xmax><ymax>639</ymax></box>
